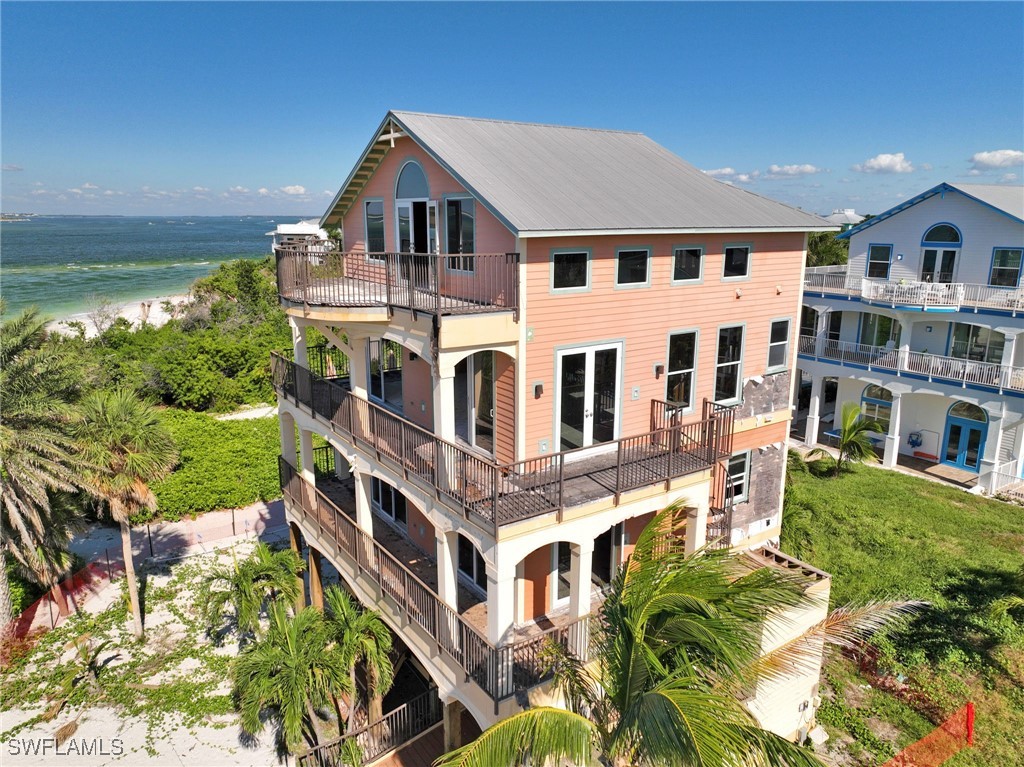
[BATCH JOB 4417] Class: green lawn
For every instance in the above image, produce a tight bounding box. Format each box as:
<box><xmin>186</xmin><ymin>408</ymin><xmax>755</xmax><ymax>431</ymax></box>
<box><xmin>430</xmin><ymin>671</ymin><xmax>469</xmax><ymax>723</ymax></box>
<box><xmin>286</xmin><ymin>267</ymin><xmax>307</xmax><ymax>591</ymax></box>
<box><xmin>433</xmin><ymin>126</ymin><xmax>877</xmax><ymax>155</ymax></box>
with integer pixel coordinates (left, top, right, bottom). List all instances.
<box><xmin>784</xmin><ymin>457</ymin><xmax>1024</xmax><ymax>766</ymax></box>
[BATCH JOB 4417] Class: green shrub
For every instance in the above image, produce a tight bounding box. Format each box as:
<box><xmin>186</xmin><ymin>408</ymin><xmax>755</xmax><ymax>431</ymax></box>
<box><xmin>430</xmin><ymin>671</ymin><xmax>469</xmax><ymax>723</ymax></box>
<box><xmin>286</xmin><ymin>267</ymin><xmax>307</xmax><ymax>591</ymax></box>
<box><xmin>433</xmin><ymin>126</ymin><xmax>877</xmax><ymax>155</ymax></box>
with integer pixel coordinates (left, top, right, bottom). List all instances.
<box><xmin>149</xmin><ymin>410</ymin><xmax>282</xmax><ymax>521</ymax></box>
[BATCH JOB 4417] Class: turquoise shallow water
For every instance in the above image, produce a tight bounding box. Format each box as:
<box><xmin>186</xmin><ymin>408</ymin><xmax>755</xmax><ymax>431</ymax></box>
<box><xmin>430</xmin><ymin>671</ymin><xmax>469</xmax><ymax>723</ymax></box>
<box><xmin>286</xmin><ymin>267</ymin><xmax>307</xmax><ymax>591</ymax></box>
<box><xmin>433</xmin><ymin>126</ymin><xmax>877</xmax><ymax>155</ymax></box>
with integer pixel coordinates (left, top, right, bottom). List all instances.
<box><xmin>1</xmin><ymin>215</ymin><xmax>307</xmax><ymax>319</ymax></box>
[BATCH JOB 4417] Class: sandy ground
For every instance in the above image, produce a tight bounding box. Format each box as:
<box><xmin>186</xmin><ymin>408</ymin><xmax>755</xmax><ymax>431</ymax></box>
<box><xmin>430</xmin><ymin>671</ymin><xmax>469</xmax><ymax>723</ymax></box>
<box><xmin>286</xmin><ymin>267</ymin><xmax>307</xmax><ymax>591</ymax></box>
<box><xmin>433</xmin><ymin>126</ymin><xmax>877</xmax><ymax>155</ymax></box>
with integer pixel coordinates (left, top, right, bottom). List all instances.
<box><xmin>46</xmin><ymin>294</ymin><xmax>191</xmax><ymax>339</ymax></box>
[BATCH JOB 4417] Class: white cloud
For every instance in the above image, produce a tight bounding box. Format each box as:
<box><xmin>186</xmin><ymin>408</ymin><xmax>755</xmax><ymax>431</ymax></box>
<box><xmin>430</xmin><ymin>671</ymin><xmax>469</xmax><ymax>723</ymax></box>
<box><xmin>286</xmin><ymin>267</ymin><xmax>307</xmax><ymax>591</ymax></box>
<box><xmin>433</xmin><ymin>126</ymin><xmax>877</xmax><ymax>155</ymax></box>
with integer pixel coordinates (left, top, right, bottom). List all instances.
<box><xmin>228</xmin><ymin>185</ymin><xmax>249</xmax><ymax>194</ymax></box>
<box><xmin>1000</xmin><ymin>172</ymin><xmax>1019</xmax><ymax>183</ymax></box>
<box><xmin>969</xmin><ymin>149</ymin><xmax>1024</xmax><ymax>171</ymax></box>
<box><xmin>82</xmin><ymin>182</ymin><xmax>99</xmax><ymax>189</ymax></box>
<box><xmin>2</xmin><ymin>164</ymin><xmax>24</xmax><ymax>172</ymax></box>
<box><xmin>257</xmin><ymin>187</ymin><xmax>271</xmax><ymax>197</ymax></box>
<box><xmin>192</xmin><ymin>186</ymin><xmax>209</xmax><ymax>193</ymax></box>
<box><xmin>703</xmin><ymin>167</ymin><xmax>736</xmax><ymax>178</ymax></box>
<box><xmin>280</xmin><ymin>185</ymin><xmax>307</xmax><ymax>195</ymax></box>
<box><xmin>702</xmin><ymin>167</ymin><xmax>759</xmax><ymax>184</ymax></box>
<box><xmin>764</xmin><ymin>163</ymin><xmax>823</xmax><ymax>178</ymax></box>
<box><xmin>68</xmin><ymin>188</ymin><xmax>83</xmax><ymax>195</ymax></box>
<box><xmin>852</xmin><ymin>153</ymin><xmax>914</xmax><ymax>174</ymax></box>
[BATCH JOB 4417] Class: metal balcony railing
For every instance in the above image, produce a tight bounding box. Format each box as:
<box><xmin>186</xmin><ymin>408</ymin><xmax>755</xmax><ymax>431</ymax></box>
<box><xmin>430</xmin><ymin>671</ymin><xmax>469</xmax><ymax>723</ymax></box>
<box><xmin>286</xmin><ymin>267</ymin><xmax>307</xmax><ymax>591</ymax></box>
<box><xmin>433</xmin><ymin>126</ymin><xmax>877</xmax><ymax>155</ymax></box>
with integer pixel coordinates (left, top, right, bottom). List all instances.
<box><xmin>280</xmin><ymin>457</ymin><xmax>593</xmax><ymax>705</ymax></box>
<box><xmin>272</xmin><ymin>354</ymin><xmax>731</xmax><ymax>535</ymax></box>
<box><xmin>803</xmin><ymin>266</ymin><xmax>1024</xmax><ymax>314</ymax></box>
<box><xmin>275</xmin><ymin>246</ymin><xmax>519</xmax><ymax>318</ymax></box>
<box><xmin>797</xmin><ymin>334</ymin><xmax>1024</xmax><ymax>393</ymax></box>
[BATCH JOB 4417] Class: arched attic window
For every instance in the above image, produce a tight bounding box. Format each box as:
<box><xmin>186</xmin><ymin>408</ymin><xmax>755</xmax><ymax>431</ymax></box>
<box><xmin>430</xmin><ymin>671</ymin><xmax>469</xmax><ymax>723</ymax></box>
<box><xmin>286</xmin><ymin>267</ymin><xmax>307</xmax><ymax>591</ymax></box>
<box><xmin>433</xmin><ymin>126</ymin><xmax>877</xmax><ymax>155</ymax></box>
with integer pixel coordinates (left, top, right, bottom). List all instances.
<box><xmin>948</xmin><ymin>401</ymin><xmax>987</xmax><ymax>422</ymax></box>
<box><xmin>922</xmin><ymin>224</ymin><xmax>961</xmax><ymax>245</ymax></box>
<box><xmin>396</xmin><ymin>161</ymin><xmax>429</xmax><ymax>199</ymax></box>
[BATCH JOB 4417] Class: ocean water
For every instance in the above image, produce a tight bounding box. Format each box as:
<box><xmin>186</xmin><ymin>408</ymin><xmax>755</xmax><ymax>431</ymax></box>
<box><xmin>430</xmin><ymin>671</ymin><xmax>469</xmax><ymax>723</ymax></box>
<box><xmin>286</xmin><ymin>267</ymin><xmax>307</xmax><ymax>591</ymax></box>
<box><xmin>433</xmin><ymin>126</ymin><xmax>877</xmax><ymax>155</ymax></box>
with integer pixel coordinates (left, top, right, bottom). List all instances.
<box><xmin>1</xmin><ymin>215</ymin><xmax>305</xmax><ymax>319</ymax></box>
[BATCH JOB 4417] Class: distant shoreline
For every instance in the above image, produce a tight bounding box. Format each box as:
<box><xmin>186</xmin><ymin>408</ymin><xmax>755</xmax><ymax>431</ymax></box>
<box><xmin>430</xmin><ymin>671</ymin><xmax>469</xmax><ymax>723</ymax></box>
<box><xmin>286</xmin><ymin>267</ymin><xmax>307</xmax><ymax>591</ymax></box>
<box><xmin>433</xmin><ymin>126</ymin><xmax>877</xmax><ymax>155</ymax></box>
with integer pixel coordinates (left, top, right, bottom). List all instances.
<box><xmin>46</xmin><ymin>293</ymin><xmax>191</xmax><ymax>339</ymax></box>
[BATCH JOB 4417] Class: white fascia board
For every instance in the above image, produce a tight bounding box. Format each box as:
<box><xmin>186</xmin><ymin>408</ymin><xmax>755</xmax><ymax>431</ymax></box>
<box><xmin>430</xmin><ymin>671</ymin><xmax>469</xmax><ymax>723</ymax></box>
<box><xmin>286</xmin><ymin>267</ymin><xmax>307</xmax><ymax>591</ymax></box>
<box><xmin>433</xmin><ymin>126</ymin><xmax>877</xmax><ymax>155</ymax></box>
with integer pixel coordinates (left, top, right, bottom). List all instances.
<box><xmin>518</xmin><ymin>226</ymin><xmax>840</xmax><ymax>238</ymax></box>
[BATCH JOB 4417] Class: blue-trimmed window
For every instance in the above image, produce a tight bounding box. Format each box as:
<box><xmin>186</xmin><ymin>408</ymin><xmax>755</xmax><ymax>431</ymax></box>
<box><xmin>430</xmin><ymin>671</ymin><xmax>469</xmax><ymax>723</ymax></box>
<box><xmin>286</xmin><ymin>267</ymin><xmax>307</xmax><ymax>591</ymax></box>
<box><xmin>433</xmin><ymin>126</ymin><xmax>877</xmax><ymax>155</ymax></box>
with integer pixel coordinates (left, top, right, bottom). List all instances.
<box><xmin>445</xmin><ymin>198</ymin><xmax>475</xmax><ymax>272</ymax></box>
<box><xmin>990</xmin><ymin>248</ymin><xmax>1023</xmax><ymax>288</ymax></box>
<box><xmin>866</xmin><ymin>244</ymin><xmax>893</xmax><ymax>279</ymax></box>
<box><xmin>364</xmin><ymin>200</ymin><xmax>386</xmax><ymax>255</ymax></box>
<box><xmin>921</xmin><ymin>224</ymin><xmax>961</xmax><ymax>246</ymax></box>
<box><xmin>861</xmin><ymin>384</ymin><xmax>892</xmax><ymax>432</ymax></box>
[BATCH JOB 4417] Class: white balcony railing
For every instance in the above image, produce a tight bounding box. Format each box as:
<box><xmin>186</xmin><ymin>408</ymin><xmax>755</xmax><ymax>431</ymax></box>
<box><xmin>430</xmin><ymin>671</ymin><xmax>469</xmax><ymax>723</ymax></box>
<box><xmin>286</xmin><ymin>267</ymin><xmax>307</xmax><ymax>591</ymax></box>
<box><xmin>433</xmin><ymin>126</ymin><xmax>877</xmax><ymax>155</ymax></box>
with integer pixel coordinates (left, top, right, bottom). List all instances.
<box><xmin>803</xmin><ymin>266</ymin><xmax>1024</xmax><ymax>314</ymax></box>
<box><xmin>798</xmin><ymin>334</ymin><xmax>1024</xmax><ymax>394</ymax></box>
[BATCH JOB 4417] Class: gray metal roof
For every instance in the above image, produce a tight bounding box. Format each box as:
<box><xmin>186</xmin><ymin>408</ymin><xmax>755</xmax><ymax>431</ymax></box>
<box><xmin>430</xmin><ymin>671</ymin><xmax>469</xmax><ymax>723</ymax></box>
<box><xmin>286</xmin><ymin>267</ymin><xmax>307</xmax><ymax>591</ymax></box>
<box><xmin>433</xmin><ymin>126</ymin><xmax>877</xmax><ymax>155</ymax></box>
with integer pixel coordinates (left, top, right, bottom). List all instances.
<box><xmin>382</xmin><ymin>111</ymin><xmax>833</xmax><ymax>235</ymax></box>
<box><xmin>951</xmin><ymin>183</ymin><xmax>1024</xmax><ymax>221</ymax></box>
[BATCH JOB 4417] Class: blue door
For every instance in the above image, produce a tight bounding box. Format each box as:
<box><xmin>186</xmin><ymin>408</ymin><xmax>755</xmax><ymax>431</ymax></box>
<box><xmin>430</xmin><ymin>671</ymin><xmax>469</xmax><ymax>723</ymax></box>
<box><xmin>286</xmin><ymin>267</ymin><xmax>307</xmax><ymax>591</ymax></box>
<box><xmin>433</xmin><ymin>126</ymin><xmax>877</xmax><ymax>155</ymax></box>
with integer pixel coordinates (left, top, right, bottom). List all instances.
<box><xmin>943</xmin><ymin>419</ymin><xmax>984</xmax><ymax>472</ymax></box>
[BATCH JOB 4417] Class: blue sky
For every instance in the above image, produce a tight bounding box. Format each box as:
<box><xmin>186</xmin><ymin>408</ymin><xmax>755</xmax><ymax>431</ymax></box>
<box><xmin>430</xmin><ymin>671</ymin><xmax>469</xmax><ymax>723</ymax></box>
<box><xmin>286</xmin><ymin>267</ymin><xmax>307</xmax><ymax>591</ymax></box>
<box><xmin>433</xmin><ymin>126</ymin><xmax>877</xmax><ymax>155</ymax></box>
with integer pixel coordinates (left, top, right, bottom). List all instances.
<box><xmin>2</xmin><ymin>2</ymin><xmax>1022</xmax><ymax>217</ymax></box>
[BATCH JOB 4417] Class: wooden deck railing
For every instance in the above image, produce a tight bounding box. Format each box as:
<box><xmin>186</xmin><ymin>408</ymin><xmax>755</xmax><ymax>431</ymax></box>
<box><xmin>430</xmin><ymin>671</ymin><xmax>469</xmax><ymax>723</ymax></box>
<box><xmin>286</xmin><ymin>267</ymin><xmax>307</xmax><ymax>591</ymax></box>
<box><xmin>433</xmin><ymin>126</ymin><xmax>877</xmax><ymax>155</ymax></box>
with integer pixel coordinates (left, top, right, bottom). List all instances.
<box><xmin>273</xmin><ymin>354</ymin><xmax>731</xmax><ymax>534</ymax></box>
<box><xmin>297</xmin><ymin>687</ymin><xmax>443</xmax><ymax>767</ymax></box>
<box><xmin>280</xmin><ymin>457</ymin><xmax>591</xmax><ymax>705</ymax></box>
<box><xmin>275</xmin><ymin>247</ymin><xmax>520</xmax><ymax>318</ymax></box>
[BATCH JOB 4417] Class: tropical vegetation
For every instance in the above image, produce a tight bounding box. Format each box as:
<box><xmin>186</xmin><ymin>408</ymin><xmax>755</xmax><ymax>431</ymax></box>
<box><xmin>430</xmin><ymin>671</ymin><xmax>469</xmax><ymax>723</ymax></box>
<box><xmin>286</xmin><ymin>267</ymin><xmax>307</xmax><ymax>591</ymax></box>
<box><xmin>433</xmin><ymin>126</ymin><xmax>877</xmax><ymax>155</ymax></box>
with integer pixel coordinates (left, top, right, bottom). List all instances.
<box><xmin>437</xmin><ymin>506</ymin><xmax>916</xmax><ymax>767</ymax></box>
<box><xmin>806</xmin><ymin>402</ymin><xmax>883</xmax><ymax>477</ymax></box>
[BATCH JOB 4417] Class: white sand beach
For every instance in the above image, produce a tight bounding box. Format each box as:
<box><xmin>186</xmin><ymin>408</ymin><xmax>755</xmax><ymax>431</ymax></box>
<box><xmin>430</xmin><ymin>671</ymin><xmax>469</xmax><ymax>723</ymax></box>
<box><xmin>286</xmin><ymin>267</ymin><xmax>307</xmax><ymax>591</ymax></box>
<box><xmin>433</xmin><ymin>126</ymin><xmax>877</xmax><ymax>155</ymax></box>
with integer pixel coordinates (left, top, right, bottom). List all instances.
<box><xmin>46</xmin><ymin>294</ymin><xmax>192</xmax><ymax>339</ymax></box>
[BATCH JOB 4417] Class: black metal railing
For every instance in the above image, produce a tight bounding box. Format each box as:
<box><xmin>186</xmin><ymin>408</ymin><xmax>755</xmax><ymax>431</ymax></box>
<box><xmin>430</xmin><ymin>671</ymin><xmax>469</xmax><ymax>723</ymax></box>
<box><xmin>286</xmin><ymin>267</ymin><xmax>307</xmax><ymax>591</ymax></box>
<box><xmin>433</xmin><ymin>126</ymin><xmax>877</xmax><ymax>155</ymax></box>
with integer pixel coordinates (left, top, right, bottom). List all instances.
<box><xmin>280</xmin><ymin>458</ymin><xmax>591</xmax><ymax>705</ymax></box>
<box><xmin>274</xmin><ymin>354</ymin><xmax>732</xmax><ymax>535</ymax></box>
<box><xmin>275</xmin><ymin>247</ymin><xmax>519</xmax><ymax>318</ymax></box>
<box><xmin>298</xmin><ymin>687</ymin><xmax>442</xmax><ymax>767</ymax></box>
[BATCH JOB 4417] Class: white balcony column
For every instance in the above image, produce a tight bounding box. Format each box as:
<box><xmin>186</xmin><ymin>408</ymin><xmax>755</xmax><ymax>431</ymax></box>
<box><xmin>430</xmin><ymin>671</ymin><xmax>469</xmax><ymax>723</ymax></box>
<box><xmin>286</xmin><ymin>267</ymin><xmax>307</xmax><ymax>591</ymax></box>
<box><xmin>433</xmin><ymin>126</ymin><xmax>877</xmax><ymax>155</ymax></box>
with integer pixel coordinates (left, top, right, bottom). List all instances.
<box><xmin>290</xmin><ymin>318</ymin><xmax>307</xmax><ymax>368</ymax></box>
<box><xmin>353</xmin><ymin>469</ymin><xmax>374</xmax><ymax>536</ymax></box>
<box><xmin>568</xmin><ymin>538</ymin><xmax>595</xmax><ymax>621</ymax></box>
<box><xmin>486</xmin><ymin>558</ymin><xmax>517</xmax><ymax>645</ymax></box>
<box><xmin>1000</xmin><ymin>332</ymin><xmax>1019</xmax><ymax>383</ymax></box>
<box><xmin>432</xmin><ymin>368</ymin><xmax>457</xmax><ymax>443</ymax></box>
<box><xmin>979</xmin><ymin>412</ymin><xmax>1004</xmax><ymax>493</ymax></box>
<box><xmin>299</xmin><ymin>428</ymin><xmax>316</xmax><ymax>483</ymax></box>
<box><xmin>436</xmin><ymin>530</ymin><xmax>459</xmax><ymax>610</ymax></box>
<box><xmin>882</xmin><ymin>392</ymin><xmax>903</xmax><ymax>468</ymax></box>
<box><xmin>685</xmin><ymin>499</ymin><xmax>710</xmax><ymax>554</ymax></box>
<box><xmin>898</xmin><ymin>319</ymin><xmax>913</xmax><ymax>370</ymax></box>
<box><xmin>814</xmin><ymin>309</ymin><xmax>830</xmax><ymax>356</ymax></box>
<box><xmin>348</xmin><ymin>336</ymin><xmax>370</xmax><ymax>399</ymax></box>
<box><xmin>279</xmin><ymin>409</ymin><xmax>297</xmax><ymax>467</ymax></box>
<box><xmin>333</xmin><ymin>448</ymin><xmax>351</xmax><ymax>481</ymax></box>
<box><xmin>805</xmin><ymin>375</ymin><xmax>824</xmax><ymax>447</ymax></box>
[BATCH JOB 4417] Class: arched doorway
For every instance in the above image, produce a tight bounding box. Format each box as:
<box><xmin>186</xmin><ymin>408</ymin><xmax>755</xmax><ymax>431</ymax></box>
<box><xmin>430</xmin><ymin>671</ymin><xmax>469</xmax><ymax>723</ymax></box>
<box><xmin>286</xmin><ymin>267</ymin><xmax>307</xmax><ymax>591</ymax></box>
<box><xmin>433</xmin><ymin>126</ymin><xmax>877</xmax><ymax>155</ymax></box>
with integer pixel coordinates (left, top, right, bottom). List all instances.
<box><xmin>943</xmin><ymin>401</ymin><xmax>987</xmax><ymax>472</ymax></box>
<box><xmin>920</xmin><ymin>223</ymin><xmax>961</xmax><ymax>283</ymax></box>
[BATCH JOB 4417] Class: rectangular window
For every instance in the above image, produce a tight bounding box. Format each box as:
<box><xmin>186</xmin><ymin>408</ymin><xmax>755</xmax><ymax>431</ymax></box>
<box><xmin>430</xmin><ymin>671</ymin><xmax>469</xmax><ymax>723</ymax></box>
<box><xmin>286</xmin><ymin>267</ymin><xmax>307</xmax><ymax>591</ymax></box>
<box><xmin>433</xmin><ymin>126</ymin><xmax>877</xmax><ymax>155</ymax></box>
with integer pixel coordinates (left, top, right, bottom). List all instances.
<box><xmin>990</xmin><ymin>248</ymin><xmax>1023</xmax><ymax>288</ymax></box>
<box><xmin>768</xmin><ymin>319</ymin><xmax>791</xmax><ymax>371</ymax></box>
<box><xmin>866</xmin><ymin>244</ymin><xmax>892</xmax><ymax>279</ymax></box>
<box><xmin>673</xmin><ymin>247</ymin><xmax>703</xmax><ymax>282</ymax></box>
<box><xmin>445</xmin><ymin>198</ymin><xmax>475</xmax><ymax>271</ymax></box>
<box><xmin>715</xmin><ymin>325</ymin><xmax>744</xmax><ymax>403</ymax></box>
<box><xmin>365</xmin><ymin>200</ymin><xmax>386</xmax><ymax>255</ymax></box>
<box><xmin>616</xmin><ymin>249</ymin><xmax>650</xmax><ymax>286</ymax></box>
<box><xmin>458</xmin><ymin>534</ymin><xmax>487</xmax><ymax>592</ymax></box>
<box><xmin>371</xmin><ymin>478</ymin><xmax>407</xmax><ymax>527</ymax></box>
<box><xmin>666</xmin><ymin>331</ymin><xmax>697</xmax><ymax>409</ymax></box>
<box><xmin>728</xmin><ymin>451</ymin><xmax>750</xmax><ymax>504</ymax></box>
<box><xmin>950</xmin><ymin>323</ymin><xmax>1005</xmax><ymax>364</ymax></box>
<box><xmin>552</xmin><ymin>250</ymin><xmax>589</xmax><ymax>291</ymax></box>
<box><xmin>723</xmin><ymin>245</ymin><xmax>751</xmax><ymax>279</ymax></box>
<box><xmin>860</xmin><ymin>313</ymin><xmax>897</xmax><ymax>347</ymax></box>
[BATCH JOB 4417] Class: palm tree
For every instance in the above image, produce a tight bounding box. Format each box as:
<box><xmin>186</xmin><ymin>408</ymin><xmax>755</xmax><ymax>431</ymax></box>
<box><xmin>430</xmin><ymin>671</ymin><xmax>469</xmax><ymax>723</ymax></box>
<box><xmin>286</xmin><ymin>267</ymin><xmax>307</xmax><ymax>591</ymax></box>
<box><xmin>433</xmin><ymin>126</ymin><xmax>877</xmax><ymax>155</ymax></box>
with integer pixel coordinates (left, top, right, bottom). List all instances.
<box><xmin>807</xmin><ymin>402</ymin><xmax>884</xmax><ymax>477</ymax></box>
<box><xmin>436</xmin><ymin>507</ymin><xmax>918</xmax><ymax>767</ymax></box>
<box><xmin>203</xmin><ymin>542</ymin><xmax>305</xmax><ymax>644</ymax></box>
<box><xmin>324</xmin><ymin>585</ymin><xmax>395</xmax><ymax>729</ymax></box>
<box><xmin>234</xmin><ymin>602</ymin><xmax>352</xmax><ymax>753</ymax></box>
<box><xmin>0</xmin><ymin>306</ymin><xmax>88</xmax><ymax>626</ymax></box>
<box><xmin>71</xmin><ymin>389</ymin><xmax>177</xmax><ymax>639</ymax></box>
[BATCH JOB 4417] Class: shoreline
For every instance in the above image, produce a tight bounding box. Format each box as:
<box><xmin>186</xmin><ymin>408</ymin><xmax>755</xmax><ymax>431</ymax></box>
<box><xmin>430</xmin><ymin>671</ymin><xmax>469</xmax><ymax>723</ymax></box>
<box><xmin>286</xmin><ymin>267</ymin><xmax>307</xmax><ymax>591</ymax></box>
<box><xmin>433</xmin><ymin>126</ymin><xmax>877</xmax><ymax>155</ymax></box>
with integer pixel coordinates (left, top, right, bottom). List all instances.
<box><xmin>46</xmin><ymin>293</ymin><xmax>192</xmax><ymax>339</ymax></box>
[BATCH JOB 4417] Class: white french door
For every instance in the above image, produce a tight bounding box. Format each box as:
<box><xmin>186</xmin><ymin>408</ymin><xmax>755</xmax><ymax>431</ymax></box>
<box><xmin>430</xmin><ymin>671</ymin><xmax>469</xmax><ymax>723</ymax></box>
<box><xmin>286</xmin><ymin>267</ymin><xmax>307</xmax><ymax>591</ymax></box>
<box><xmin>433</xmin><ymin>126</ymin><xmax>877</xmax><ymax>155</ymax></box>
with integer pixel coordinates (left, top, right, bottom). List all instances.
<box><xmin>556</xmin><ymin>342</ymin><xmax>622</xmax><ymax>453</ymax></box>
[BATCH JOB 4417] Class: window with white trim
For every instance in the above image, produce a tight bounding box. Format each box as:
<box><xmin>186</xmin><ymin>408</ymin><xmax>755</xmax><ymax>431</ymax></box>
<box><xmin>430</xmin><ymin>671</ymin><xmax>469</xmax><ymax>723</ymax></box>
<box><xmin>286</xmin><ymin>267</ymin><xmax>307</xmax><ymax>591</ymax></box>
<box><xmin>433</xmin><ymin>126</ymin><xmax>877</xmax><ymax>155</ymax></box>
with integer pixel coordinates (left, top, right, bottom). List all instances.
<box><xmin>616</xmin><ymin>249</ymin><xmax>650</xmax><ymax>286</ymax></box>
<box><xmin>673</xmin><ymin>247</ymin><xmax>703</xmax><ymax>282</ymax></box>
<box><xmin>666</xmin><ymin>331</ymin><xmax>697</xmax><ymax>409</ymax></box>
<box><xmin>715</xmin><ymin>325</ymin><xmax>744</xmax><ymax>403</ymax></box>
<box><xmin>866</xmin><ymin>244</ymin><xmax>892</xmax><ymax>279</ymax></box>
<box><xmin>767</xmin><ymin>319</ymin><xmax>791</xmax><ymax>371</ymax></box>
<box><xmin>723</xmin><ymin>246</ymin><xmax>751</xmax><ymax>279</ymax></box>
<box><xmin>458</xmin><ymin>534</ymin><xmax>487</xmax><ymax>592</ymax></box>
<box><xmin>446</xmin><ymin>198</ymin><xmax>475</xmax><ymax>272</ymax></box>
<box><xmin>552</xmin><ymin>251</ymin><xmax>589</xmax><ymax>290</ymax></box>
<box><xmin>990</xmin><ymin>248</ymin><xmax>1023</xmax><ymax>288</ymax></box>
<box><xmin>365</xmin><ymin>200</ymin><xmax>386</xmax><ymax>256</ymax></box>
<box><xmin>371</xmin><ymin>478</ymin><xmax>407</xmax><ymax>527</ymax></box>
<box><xmin>727</xmin><ymin>451</ymin><xmax>750</xmax><ymax>504</ymax></box>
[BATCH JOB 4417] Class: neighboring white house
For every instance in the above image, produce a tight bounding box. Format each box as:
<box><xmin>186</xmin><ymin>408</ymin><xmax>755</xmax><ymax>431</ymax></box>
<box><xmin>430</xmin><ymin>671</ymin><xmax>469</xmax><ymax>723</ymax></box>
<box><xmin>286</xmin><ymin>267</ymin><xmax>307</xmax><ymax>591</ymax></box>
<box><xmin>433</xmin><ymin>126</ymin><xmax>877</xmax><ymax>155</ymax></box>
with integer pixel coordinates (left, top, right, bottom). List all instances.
<box><xmin>823</xmin><ymin>208</ymin><xmax>865</xmax><ymax>232</ymax></box>
<box><xmin>266</xmin><ymin>218</ymin><xmax>329</xmax><ymax>250</ymax></box>
<box><xmin>799</xmin><ymin>182</ymin><xmax>1024</xmax><ymax>493</ymax></box>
